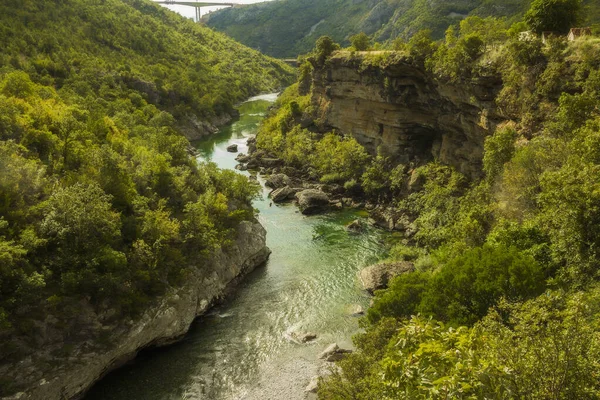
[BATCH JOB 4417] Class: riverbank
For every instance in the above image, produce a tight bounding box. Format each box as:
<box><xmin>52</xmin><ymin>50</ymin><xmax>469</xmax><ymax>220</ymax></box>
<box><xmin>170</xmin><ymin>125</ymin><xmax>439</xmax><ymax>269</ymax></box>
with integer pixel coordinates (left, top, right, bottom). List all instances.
<box><xmin>2</xmin><ymin>220</ymin><xmax>270</xmax><ymax>400</ymax></box>
<box><xmin>83</xmin><ymin>93</ymin><xmax>390</xmax><ymax>400</ymax></box>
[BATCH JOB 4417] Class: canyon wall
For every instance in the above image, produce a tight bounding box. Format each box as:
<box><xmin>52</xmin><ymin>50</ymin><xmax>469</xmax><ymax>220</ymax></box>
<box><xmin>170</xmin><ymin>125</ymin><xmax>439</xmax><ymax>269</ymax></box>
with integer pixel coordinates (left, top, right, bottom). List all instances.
<box><xmin>2</xmin><ymin>221</ymin><xmax>270</xmax><ymax>400</ymax></box>
<box><xmin>311</xmin><ymin>52</ymin><xmax>506</xmax><ymax>178</ymax></box>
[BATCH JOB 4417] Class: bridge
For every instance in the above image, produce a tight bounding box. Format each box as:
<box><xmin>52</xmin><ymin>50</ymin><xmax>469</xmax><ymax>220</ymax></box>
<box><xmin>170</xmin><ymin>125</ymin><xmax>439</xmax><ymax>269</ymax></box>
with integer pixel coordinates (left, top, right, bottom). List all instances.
<box><xmin>153</xmin><ymin>1</ymin><xmax>238</xmax><ymax>22</ymax></box>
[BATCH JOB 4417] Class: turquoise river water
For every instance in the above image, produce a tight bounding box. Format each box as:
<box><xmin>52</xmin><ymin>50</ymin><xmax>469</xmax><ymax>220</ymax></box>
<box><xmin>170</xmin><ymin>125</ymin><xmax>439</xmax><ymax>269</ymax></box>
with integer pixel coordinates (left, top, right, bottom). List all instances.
<box><xmin>85</xmin><ymin>93</ymin><xmax>390</xmax><ymax>400</ymax></box>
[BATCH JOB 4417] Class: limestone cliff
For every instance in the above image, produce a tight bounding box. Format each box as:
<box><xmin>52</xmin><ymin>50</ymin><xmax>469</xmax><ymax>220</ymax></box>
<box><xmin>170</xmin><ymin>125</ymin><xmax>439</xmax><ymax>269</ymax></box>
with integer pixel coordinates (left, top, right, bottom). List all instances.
<box><xmin>1</xmin><ymin>221</ymin><xmax>270</xmax><ymax>400</ymax></box>
<box><xmin>311</xmin><ymin>51</ymin><xmax>506</xmax><ymax>178</ymax></box>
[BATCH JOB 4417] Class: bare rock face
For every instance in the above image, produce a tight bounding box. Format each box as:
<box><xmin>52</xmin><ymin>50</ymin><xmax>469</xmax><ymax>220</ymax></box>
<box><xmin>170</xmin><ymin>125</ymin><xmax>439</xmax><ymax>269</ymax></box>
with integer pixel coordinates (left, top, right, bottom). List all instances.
<box><xmin>295</xmin><ymin>189</ymin><xmax>330</xmax><ymax>215</ymax></box>
<box><xmin>2</xmin><ymin>221</ymin><xmax>270</xmax><ymax>400</ymax></box>
<box><xmin>359</xmin><ymin>261</ymin><xmax>415</xmax><ymax>294</ymax></box>
<box><xmin>310</xmin><ymin>52</ymin><xmax>506</xmax><ymax>179</ymax></box>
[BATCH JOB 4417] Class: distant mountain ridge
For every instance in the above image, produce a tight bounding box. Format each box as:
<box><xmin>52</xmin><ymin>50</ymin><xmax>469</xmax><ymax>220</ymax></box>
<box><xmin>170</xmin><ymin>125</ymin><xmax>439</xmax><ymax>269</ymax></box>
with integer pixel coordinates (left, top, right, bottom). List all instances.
<box><xmin>204</xmin><ymin>0</ymin><xmax>600</xmax><ymax>58</ymax></box>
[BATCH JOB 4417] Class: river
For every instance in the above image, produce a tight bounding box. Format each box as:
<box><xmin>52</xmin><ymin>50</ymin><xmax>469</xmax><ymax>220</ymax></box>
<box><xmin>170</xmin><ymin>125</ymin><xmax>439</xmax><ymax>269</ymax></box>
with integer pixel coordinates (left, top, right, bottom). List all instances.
<box><xmin>85</xmin><ymin>93</ymin><xmax>390</xmax><ymax>400</ymax></box>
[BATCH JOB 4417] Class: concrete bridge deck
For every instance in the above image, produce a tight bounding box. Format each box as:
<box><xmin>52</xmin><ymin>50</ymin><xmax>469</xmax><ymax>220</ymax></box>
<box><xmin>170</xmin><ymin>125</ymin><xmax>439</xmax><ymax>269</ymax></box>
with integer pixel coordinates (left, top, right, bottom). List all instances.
<box><xmin>154</xmin><ymin>1</ymin><xmax>236</xmax><ymax>7</ymax></box>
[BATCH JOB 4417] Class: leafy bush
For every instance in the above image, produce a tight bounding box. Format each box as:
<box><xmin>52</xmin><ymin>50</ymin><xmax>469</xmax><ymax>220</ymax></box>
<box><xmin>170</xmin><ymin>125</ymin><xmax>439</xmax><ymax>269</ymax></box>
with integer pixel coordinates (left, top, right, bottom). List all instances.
<box><xmin>349</xmin><ymin>32</ymin><xmax>371</xmax><ymax>51</ymax></box>
<box><xmin>321</xmin><ymin>288</ymin><xmax>600</xmax><ymax>399</ymax></box>
<box><xmin>367</xmin><ymin>245</ymin><xmax>545</xmax><ymax>326</ymax></box>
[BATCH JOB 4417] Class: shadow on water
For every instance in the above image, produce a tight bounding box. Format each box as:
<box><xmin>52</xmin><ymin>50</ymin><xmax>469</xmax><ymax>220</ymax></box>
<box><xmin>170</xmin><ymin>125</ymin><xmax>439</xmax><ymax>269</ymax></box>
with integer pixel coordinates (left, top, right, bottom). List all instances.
<box><xmin>85</xmin><ymin>93</ymin><xmax>390</xmax><ymax>400</ymax></box>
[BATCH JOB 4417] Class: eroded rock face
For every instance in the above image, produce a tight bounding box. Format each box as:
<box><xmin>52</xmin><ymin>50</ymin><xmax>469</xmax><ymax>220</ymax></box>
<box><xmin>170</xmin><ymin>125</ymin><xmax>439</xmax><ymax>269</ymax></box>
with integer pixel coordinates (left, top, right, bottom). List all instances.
<box><xmin>2</xmin><ymin>221</ymin><xmax>270</xmax><ymax>400</ymax></box>
<box><xmin>311</xmin><ymin>52</ymin><xmax>506</xmax><ymax>179</ymax></box>
<box><xmin>359</xmin><ymin>261</ymin><xmax>415</xmax><ymax>294</ymax></box>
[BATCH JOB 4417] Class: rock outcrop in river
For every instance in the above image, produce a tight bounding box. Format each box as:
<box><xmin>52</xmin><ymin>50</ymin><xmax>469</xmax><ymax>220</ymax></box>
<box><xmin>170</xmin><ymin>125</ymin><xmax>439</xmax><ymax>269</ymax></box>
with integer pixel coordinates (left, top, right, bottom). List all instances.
<box><xmin>310</xmin><ymin>52</ymin><xmax>506</xmax><ymax>179</ymax></box>
<box><xmin>2</xmin><ymin>221</ymin><xmax>270</xmax><ymax>400</ymax></box>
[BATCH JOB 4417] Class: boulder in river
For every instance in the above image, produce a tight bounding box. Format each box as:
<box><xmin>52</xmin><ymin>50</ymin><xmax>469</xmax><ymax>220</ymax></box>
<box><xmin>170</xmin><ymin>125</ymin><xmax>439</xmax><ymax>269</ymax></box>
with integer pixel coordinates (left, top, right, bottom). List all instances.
<box><xmin>270</xmin><ymin>186</ymin><xmax>296</xmax><ymax>203</ymax></box>
<box><xmin>319</xmin><ymin>343</ymin><xmax>353</xmax><ymax>362</ymax></box>
<box><xmin>295</xmin><ymin>189</ymin><xmax>330</xmax><ymax>215</ymax></box>
<box><xmin>265</xmin><ymin>173</ymin><xmax>291</xmax><ymax>189</ymax></box>
<box><xmin>290</xmin><ymin>331</ymin><xmax>318</xmax><ymax>343</ymax></box>
<box><xmin>285</xmin><ymin>332</ymin><xmax>317</xmax><ymax>344</ymax></box>
<box><xmin>369</xmin><ymin>207</ymin><xmax>401</xmax><ymax>231</ymax></box>
<box><xmin>305</xmin><ymin>377</ymin><xmax>319</xmax><ymax>393</ymax></box>
<box><xmin>226</xmin><ymin>144</ymin><xmax>238</xmax><ymax>153</ymax></box>
<box><xmin>359</xmin><ymin>261</ymin><xmax>415</xmax><ymax>294</ymax></box>
<box><xmin>348</xmin><ymin>304</ymin><xmax>364</xmax><ymax>316</ymax></box>
<box><xmin>235</xmin><ymin>153</ymin><xmax>250</xmax><ymax>163</ymax></box>
<box><xmin>345</xmin><ymin>219</ymin><xmax>364</xmax><ymax>233</ymax></box>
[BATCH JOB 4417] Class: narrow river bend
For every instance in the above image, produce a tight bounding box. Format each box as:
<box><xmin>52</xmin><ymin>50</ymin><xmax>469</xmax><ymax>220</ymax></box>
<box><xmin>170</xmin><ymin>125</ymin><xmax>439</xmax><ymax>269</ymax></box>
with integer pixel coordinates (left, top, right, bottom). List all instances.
<box><xmin>86</xmin><ymin>94</ymin><xmax>390</xmax><ymax>400</ymax></box>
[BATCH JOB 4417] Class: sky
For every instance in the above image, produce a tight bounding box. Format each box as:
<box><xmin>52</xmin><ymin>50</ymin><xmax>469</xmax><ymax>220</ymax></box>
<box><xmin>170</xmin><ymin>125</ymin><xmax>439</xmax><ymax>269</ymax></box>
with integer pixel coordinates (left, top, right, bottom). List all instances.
<box><xmin>152</xmin><ymin>0</ymin><xmax>273</xmax><ymax>20</ymax></box>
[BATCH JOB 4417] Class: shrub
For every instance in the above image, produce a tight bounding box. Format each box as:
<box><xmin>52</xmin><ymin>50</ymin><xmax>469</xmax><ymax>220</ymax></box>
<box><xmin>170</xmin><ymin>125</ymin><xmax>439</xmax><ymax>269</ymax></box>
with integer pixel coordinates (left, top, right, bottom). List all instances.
<box><xmin>349</xmin><ymin>32</ymin><xmax>371</xmax><ymax>51</ymax></box>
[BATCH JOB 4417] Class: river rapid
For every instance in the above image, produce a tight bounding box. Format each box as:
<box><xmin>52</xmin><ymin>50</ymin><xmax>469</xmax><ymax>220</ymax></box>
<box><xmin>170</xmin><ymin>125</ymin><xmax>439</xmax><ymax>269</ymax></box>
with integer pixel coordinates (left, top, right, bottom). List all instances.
<box><xmin>85</xmin><ymin>93</ymin><xmax>390</xmax><ymax>400</ymax></box>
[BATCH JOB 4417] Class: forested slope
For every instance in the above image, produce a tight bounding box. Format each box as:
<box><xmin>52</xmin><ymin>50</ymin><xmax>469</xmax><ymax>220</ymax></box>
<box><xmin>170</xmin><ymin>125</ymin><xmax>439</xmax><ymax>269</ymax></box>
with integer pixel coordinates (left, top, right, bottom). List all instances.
<box><xmin>252</xmin><ymin>10</ymin><xmax>600</xmax><ymax>397</ymax></box>
<box><xmin>0</xmin><ymin>0</ymin><xmax>292</xmax><ymax>396</ymax></box>
<box><xmin>204</xmin><ymin>0</ymin><xmax>600</xmax><ymax>57</ymax></box>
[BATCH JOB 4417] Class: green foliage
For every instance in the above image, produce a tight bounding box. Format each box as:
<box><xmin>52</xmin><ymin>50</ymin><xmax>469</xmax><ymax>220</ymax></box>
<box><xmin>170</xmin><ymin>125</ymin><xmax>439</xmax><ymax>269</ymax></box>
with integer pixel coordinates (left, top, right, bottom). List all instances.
<box><xmin>349</xmin><ymin>32</ymin><xmax>371</xmax><ymax>51</ymax></box>
<box><xmin>399</xmin><ymin>163</ymin><xmax>468</xmax><ymax>248</ymax></box>
<box><xmin>427</xmin><ymin>17</ymin><xmax>506</xmax><ymax>81</ymax></box>
<box><xmin>525</xmin><ymin>0</ymin><xmax>583</xmax><ymax>34</ymax></box>
<box><xmin>483</xmin><ymin>125</ymin><xmax>518</xmax><ymax>182</ymax></box>
<box><xmin>407</xmin><ymin>30</ymin><xmax>437</xmax><ymax>61</ymax></box>
<box><xmin>0</xmin><ymin>0</ymin><xmax>288</xmax><ymax>379</ymax></box>
<box><xmin>367</xmin><ymin>245</ymin><xmax>544</xmax><ymax>326</ymax></box>
<box><xmin>422</xmin><ymin>245</ymin><xmax>545</xmax><ymax>324</ymax></box>
<box><xmin>321</xmin><ymin>288</ymin><xmax>600</xmax><ymax>399</ymax></box>
<box><xmin>205</xmin><ymin>0</ymin><xmax>549</xmax><ymax>58</ymax></box>
<box><xmin>313</xmin><ymin>36</ymin><xmax>341</xmax><ymax>66</ymax></box>
<box><xmin>257</xmin><ymin>84</ymin><xmax>371</xmax><ymax>184</ymax></box>
<box><xmin>313</xmin><ymin>133</ymin><xmax>370</xmax><ymax>183</ymax></box>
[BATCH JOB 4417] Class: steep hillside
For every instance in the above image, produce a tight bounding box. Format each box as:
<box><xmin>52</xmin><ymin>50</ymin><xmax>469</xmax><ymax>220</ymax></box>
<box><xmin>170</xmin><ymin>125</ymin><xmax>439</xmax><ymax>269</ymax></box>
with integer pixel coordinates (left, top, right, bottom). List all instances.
<box><xmin>204</xmin><ymin>0</ymin><xmax>599</xmax><ymax>58</ymax></box>
<box><xmin>2</xmin><ymin>0</ymin><xmax>293</xmax><ymax>137</ymax></box>
<box><xmin>0</xmin><ymin>0</ymin><xmax>292</xmax><ymax>398</ymax></box>
<box><xmin>250</xmin><ymin>13</ymin><xmax>600</xmax><ymax>398</ymax></box>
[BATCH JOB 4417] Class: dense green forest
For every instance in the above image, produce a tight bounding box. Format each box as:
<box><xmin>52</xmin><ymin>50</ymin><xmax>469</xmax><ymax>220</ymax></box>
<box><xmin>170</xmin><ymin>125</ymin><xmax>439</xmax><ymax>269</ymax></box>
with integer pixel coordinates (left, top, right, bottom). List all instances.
<box><xmin>255</xmin><ymin>4</ymin><xmax>600</xmax><ymax>397</ymax></box>
<box><xmin>205</xmin><ymin>0</ymin><xmax>600</xmax><ymax>58</ymax></box>
<box><xmin>0</xmin><ymin>0</ymin><xmax>292</xmax><ymax>392</ymax></box>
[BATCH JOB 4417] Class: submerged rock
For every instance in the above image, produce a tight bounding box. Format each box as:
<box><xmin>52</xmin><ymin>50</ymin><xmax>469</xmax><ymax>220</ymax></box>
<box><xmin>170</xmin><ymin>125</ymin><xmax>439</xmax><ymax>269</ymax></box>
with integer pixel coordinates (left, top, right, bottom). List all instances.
<box><xmin>295</xmin><ymin>189</ymin><xmax>330</xmax><ymax>215</ymax></box>
<box><xmin>290</xmin><ymin>331</ymin><xmax>318</xmax><ymax>343</ymax></box>
<box><xmin>359</xmin><ymin>261</ymin><xmax>415</xmax><ymax>294</ymax></box>
<box><xmin>226</xmin><ymin>144</ymin><xmax>238</xmax><ymax>152</ymax></box>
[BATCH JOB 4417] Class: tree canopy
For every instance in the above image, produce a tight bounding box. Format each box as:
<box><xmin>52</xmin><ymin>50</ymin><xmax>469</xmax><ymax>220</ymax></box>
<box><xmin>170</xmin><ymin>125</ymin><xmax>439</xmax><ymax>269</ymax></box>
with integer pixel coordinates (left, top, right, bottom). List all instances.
<box><xmin>525</xmin><ymin>0</ymin><xmax>583</xmax><ymax>34</ymax></box>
